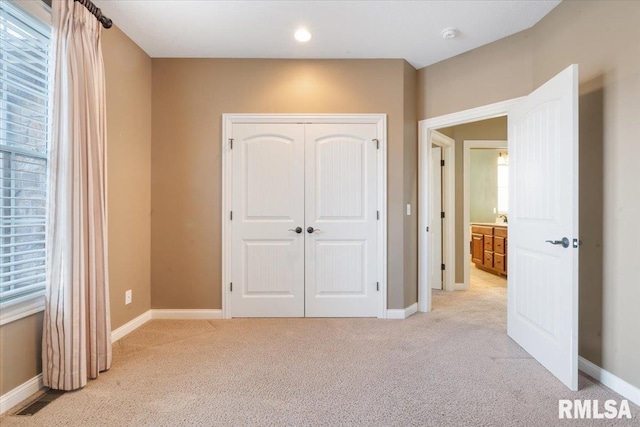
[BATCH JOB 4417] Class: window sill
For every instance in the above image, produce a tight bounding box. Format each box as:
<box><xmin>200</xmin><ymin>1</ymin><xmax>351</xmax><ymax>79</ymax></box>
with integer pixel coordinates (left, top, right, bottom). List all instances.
<box><xmin>0</xmin><ymin>294</ymin><xmax>45</xmax><ymax>326</ymax></box>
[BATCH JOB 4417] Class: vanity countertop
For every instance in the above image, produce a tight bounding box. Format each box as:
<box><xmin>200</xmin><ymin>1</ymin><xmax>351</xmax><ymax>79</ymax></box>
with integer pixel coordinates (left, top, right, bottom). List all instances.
<box><xmin>471</xmin><ymin>222</ymin><xmax>508</xmax><ymax>227</ymax></box>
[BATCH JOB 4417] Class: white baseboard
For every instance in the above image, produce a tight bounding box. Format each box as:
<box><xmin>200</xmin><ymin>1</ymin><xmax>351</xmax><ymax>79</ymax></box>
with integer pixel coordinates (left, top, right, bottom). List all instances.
<box><xmin>0</xmin><ymin>374</ymin><xmax>43</xmax><ymax>416</ymax></box>
<box><xmin>111</xmin><ymin>309</ymin><xmax>223</xmax><ymax>341</ymax></box>
<box><xmin>111</xmin><ymin>310</ymin><xmax>153</xmax><ymax>343</ymax></box>
<box><xmin>579</xmin><ymin>356</ymin><xmax>640</xmax><ymax>407</ymax></box>
<box><xmin>386</xmin><ymin>303</ymin><xmax>418</xmax><ymax>319</ymax></box>
<box><xmin>111</xmin><ymin>309</ymin><xmax>224</xmax><ymax>341</ymax></box>
<box><xmin>151</xmin><ymin>309</ymin><xmax>222</xmax><ymax>320</ymax></box>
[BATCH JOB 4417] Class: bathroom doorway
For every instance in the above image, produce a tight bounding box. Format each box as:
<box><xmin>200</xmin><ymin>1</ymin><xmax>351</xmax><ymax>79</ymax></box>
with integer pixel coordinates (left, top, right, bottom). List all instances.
<box><xmin>464</xmin><ymin>141</ymin><xmax>508</xmax><ymax>291</ymax></box>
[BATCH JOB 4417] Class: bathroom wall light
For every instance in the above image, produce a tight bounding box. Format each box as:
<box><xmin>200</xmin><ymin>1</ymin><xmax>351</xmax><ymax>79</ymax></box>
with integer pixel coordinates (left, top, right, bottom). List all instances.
<box><xmin>498</xmin><ymin>152</ymin><xmax>508</xmax><ymax>165</ymax></box>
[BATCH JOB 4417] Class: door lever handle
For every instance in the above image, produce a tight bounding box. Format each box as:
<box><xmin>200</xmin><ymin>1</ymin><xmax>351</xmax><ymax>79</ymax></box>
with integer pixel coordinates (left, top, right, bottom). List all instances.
<box><xmin>288</xmin><ymin>227</ymin><xmax>303</xmax><ymax>234</ymax></box>
<box><xmin>545</xmin><ymin>237</ymin><xmax>570</xmax><ymax>248</ymax></box>
<box><xmin>307</xmin><ymin>227</ymin><xmax>321</xmax><ymax>234</ymax></box>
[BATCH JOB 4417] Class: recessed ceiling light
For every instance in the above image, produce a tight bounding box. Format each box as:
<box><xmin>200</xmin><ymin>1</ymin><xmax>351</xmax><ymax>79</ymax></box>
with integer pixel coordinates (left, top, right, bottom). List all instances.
<box><xmin>441</xmin><ymin>28</ymin><xmax>459</xmax><ymax>40</ymax></box>
<box><xmin>294</xmin><ymin>28</ymin><xmax>312</xmax><ymax>43</ymax></box>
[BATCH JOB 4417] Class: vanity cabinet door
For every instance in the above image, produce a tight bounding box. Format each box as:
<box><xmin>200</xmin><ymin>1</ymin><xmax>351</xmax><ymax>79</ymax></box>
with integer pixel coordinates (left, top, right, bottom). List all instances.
<box><xmin>472</xmin><ymin>233</ymin><xmax>484</xmax><ymax>264</ymax></box>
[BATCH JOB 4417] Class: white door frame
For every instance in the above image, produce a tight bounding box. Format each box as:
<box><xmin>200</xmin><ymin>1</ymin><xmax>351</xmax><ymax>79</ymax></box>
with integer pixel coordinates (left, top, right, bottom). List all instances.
<box><xmin>418</xmin><ymin>98</ymin><xmax>523</xmax><ymax>312</ymax></box>
<box><xmin>221</xmin><ymin>114</ymin><xmax>388</xmax><ymax>319</ymax></box>
<box><xmin>462</xmin><ymin>140</ymin><xmax>508</xmax><ymax>290</ymax></box>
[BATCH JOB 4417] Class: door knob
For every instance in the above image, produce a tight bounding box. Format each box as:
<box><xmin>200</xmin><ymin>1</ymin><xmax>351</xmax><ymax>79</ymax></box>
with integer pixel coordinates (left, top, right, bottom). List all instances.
<box><xmin>288</xmin><ymin>227</ymin><xmax>303</xmax><ymax>234</ymax></box>
<box><xmin>307</xmin><ymin>227</ymin><xmax>321</xmax><ymax>234</ymax></box>
<box><xmin>545</xmin><ymin>237</ymin><xmax>570</xmax><ymax>248</ymax></box>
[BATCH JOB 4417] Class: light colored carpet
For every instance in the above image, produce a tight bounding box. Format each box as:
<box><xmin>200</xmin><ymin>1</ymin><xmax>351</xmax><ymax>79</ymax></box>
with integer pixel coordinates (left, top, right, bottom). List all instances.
<box><xmin>3</xmin><ymin>272</ymin><xmax>638</xmax><ymax>426</ymax></box>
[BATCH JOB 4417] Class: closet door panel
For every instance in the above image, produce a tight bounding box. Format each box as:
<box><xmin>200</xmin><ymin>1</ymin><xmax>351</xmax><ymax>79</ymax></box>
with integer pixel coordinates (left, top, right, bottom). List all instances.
<box><xmin>304</xmin><ymin>124</ymin><xmax>379</xmax><ymax>317</ymax></box>
<box><xmin>230</xmin><ymin>124</ymin><xmax>305</xmax><ymax>317</ymax></box>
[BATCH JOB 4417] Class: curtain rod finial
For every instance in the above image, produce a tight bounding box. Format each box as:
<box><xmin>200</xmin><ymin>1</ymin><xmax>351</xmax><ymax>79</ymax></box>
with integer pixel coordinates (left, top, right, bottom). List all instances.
<box><xmin>100</xmin><ymin>16</ymin><xmax>113</xmax><ymax>29</ymax></box>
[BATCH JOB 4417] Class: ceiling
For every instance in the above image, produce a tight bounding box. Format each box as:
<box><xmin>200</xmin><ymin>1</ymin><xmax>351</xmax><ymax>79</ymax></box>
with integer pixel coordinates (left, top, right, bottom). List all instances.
<box><xmin>93</xmin><ymin>0</ymin><xmax>561</xmax><ymax>69</ymax></box>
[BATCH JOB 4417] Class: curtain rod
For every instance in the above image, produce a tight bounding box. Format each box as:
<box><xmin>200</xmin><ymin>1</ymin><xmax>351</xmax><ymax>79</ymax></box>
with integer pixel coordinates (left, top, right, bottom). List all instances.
<box><xmin>74</xmin><ymin>0</ymin><xmax>112</xmax><ymax>29</ymax></box>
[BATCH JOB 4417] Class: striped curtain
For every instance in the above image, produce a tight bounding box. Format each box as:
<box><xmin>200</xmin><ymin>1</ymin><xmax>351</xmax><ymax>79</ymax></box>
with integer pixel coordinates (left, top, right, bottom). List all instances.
<box><xmin>42</xmin><ymin>0</ymin><xmax>111</xmax><ymax>390</ymax></box>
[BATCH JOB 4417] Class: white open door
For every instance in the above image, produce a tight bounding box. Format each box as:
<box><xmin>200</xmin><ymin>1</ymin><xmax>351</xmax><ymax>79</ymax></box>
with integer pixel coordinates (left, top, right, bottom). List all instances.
<box><xmin>508</xmin><ymin>65</ymin><xmax>579</xmax><ymax>390</ymax></box>
<box><xmin>430</xmin><ymin>147</ymin><xmax>443</xmax><ymax>290</ymax></box>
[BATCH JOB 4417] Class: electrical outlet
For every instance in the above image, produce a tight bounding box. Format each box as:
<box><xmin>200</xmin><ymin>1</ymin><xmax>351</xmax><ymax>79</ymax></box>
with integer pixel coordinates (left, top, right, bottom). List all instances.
<box><xmin>125</xmin><ymin>290</ymin><xmax>132</xmax><ymax>305</ymax></box>
<box><xmin>406</xmin><ymin>204</ymin><xmax>411</xmax><ymax>216</ymax></box>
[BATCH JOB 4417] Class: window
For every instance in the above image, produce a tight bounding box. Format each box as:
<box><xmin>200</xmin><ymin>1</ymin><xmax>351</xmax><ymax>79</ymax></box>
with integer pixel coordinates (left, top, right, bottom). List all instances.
<box><xmin>497</xmin><ymin>152</ymin><xmax>508</xmax><ymax>214</ymax></box>
<box><xmin>0</xmin><ymin>0</ymin><xmax>51</xmax><ymax>324</ymax></box>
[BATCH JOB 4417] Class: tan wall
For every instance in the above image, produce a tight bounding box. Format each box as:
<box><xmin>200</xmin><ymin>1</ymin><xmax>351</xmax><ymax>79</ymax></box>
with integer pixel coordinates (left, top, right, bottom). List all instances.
<box><xmin>403</xmin><ymin>61</ymin><xmax>418</xmax><ymax>307</ymax></box>
<box><xmin>418</xmin><ymin>0</ymin><xmax>640</xmax><ymax>388</ymax></box>
<box><xmin>151</xmin><ymin>58</ymin><xmax>417</xmax><ymax>310</ymax></box>
<box><xmin>417</xmin><ymin>31</ymin><xmax>533</xmax><ymax>120</ymax></box>
<box><xmin>103</xmin><ymin>26</ymin><xmax>153</xmax><ymax>329</ymax></box>
<box><xmin>0</xmin><ymin>25</ymin><xmax>151</xmax><ymax>397</ymax></box>
<box><xmin>0</xmin><ymin>313</ymin><xmax>43</xmax><ymax>396</ymax></box>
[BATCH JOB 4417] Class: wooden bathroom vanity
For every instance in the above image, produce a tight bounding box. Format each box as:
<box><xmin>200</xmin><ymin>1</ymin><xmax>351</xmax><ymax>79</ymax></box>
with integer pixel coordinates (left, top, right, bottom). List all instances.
<box><xmin>471</xmin><ymin>223</ymin><xmax>508</xmax><ymax>277</ymax></box>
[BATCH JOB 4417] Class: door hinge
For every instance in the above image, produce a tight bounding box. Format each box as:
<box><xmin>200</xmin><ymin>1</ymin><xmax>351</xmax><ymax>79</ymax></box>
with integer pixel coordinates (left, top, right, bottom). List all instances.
<box><xmin>230</xmin><ymin>282</ymin><xmax>233</xmax><ymax>292</ymax></box>
<box><xmin>229</xmin><ymin>138</ymin><xmax>234</xmax><ymax>149</ymax></box>
<box><xmin>441</xmin><ymin>159</ymin><xmax>445</xmax><ymax>167</ymax></box>
<box><xmin>441</xmin><ymin>264</ymin><xmax>445</xmax><ymax>271</ymax></box>
<box><xmin>373</xmin><ymin>138</ymin><xmax>379</xmax><ymax>150</ymax></box>
<box><xmin>376</xmin><ymin>282</ymin><xmax>379</xmax><ymax>291</ymax></box>
<box><xmin>230</xmin><ymin>211</ymin><xmax>233</xmax><ymax>220</ymax></box>
<box><xmin>441</xmin><ymin>211</ymin><xmax>445</xmax><ymax>219</ymax></box>
<box><xmin>377</xmin><ymin>210</ymin><xmax>380</xmax><ymax>220</ymax></box>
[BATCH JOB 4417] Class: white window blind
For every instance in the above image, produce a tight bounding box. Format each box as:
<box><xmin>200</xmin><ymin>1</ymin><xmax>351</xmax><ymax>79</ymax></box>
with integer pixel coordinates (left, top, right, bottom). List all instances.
<box><xmin>0</xmin><ymin>0</ymin><xmax>51</xmax><ymax>309</ymax></box>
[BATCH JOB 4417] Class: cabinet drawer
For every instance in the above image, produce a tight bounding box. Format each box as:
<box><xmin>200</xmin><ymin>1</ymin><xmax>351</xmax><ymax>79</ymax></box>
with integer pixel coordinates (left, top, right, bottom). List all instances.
<box><xmin>484</xmin><ymin>251</ymin><xmax>493</xmax><ymax>268</ymax></box>
<box><xmin>494</xmin><ymin>253</ymin><xmax>506</xmax><ymax>272</ymax></box>
<box><xmin>484</xmin><ymin>235</ymin><xmax>493</xmax><ymax>251</ymax></box>
<box><xmin>494</xmin><ymin>237</ymin><xmax>505</xmax><ymax>254</ymax></box>
<box><xmin>472</xmin><ymin>226</ymin><xmax>493</xmax><ymax>235</ymax></box>
<box><xmin>494</xmin><ymin>227</ymin><xmax>508</xmax><ymax>238</ymax></box>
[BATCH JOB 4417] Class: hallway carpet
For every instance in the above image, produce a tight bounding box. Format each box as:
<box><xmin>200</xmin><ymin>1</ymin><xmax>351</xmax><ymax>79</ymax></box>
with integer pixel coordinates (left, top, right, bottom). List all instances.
<box><xmin>3</xmin><ymin>280</ymin><xmax>638</xmax><ymax>426</ymax></box>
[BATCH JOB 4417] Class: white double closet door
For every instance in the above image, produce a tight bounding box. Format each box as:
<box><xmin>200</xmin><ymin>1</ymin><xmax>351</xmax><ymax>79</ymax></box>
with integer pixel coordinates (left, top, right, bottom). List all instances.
<box><xmin>231</xmin><ymin>122</ymin><xmax>379</xmax><ymax>317</ymax></box>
